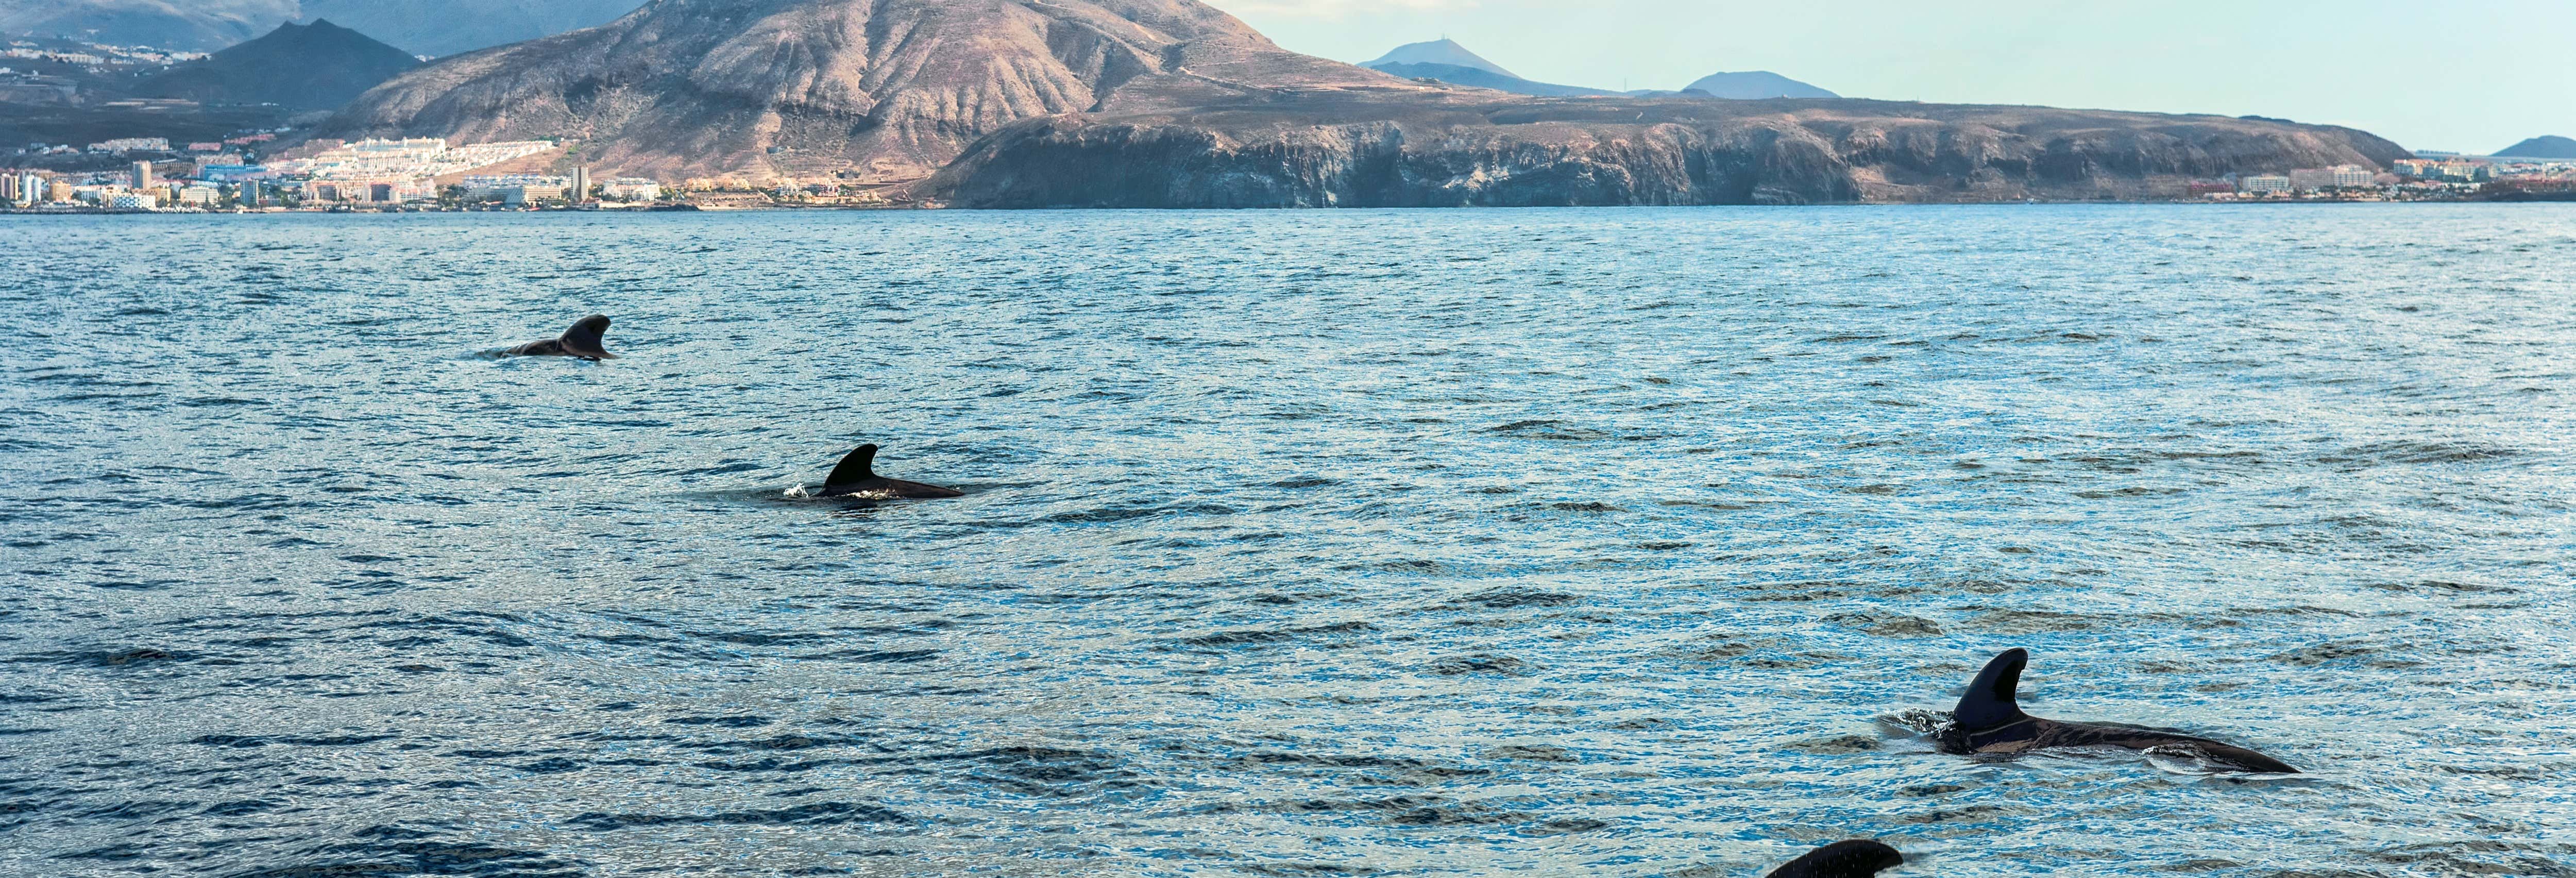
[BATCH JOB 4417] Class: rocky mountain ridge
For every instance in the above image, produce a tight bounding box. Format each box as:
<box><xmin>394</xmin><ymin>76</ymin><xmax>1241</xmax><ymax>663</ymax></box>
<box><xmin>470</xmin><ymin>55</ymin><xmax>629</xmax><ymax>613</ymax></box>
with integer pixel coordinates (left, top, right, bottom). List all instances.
<box><xmin>918</xmin><ymin>94</ymin><xmax>2410</xmax><ymax>208</ymax></box>
<box><xmin>316</xmin><ymin>0</ymin><xmax>1436</xmax><ymax>181</ymax></box>
<box><xmin>314</xmin><ymin>0</ymin><xmax>2411</xmax><ymax>205</ymax></box>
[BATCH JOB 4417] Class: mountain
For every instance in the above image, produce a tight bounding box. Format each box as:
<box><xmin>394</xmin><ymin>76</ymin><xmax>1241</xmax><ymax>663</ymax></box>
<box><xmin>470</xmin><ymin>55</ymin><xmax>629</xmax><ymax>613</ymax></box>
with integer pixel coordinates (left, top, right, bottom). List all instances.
<box><xmin>318</xmin><ymin>0</ymin><xmax>2407</xmax><ymax>205</ymax></box>
<box><xmin>293</xmin><ymin>0</ymin><xmax>643</xmax><ymax>58</ymax></box>
<box><xmin>131</xmin><ymin>19</ymin><xmax>419</xmax><ymax>110</ymax></box>
<box><xmin>1684</xmin><ymin>71</ymin><xmax>1839</xmax><ymax>99</ymax></box>
<box><xmin>0</xmin><ymin>0</ymin><xmax>641</xmax><ymax>57</ymax></box>
<box><xmin>1364</xmin><ymin>62</ymin><xmax>1617</xmax><ymax>98</ymax></box>
<box><xmin>1362</xmin><ymin>39</ymin><xmax>1515</xmax><ymax>78</ymax></box>
<box><xmin>315</xmin><ymin>0</ymin><xmax>1430</xmax><ymax>181</ymax></box>
<box><xmin>919</xmin><ymin>95</ymin><xmax>2409</xmax><ymax>208</ymax></box>
<box><xmin>0</xmin><ymin>0</ymin><xmax>296</xmax><ymax>52</ymax></box>
<box><xmin>2493</xmin><ymin>136</ymin><xmax>2576</xmax><ymax>159</ymax></box>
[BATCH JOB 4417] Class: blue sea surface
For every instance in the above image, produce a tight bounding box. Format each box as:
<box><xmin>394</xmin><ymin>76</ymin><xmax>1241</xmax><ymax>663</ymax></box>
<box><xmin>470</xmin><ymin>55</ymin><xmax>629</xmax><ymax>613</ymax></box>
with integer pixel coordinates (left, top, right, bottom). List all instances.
<box><xmin>1</xmin><ymin>206</ymin><xmax>2570</xmax><ymax>877</ymax></box>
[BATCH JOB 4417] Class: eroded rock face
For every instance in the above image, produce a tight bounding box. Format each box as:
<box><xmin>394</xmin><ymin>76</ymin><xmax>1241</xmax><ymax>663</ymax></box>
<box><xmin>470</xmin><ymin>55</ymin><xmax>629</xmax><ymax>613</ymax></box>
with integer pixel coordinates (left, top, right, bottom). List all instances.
<box><xmin>922</xmin><ymin>96</ymin><xmax>2412</xmax><ymax>207</ymax></box>
<box><xmin>316</xmin><ymin>0</ymin><xmax>1423</xmax><ymax>180</ymax></box>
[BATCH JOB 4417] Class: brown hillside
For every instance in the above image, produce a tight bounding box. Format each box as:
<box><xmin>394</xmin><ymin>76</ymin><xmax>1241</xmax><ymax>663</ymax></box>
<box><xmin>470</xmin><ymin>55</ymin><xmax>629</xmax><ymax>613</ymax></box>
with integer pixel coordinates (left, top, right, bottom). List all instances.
<box><xmin>315</xmin><ymin>0</ymin><xmax>1429</xmax><ymax>181</ymax></box>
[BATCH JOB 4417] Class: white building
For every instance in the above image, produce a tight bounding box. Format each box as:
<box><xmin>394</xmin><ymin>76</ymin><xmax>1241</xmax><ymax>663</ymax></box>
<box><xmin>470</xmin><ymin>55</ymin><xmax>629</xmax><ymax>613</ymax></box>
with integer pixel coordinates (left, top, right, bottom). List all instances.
<box><xmin>2330</xmin><ymin>165</ymin><xmax>2375</xmax><ymax>188</ymax></box>
<box><xmin>2241</xmin><ymin>175</ymin><xmax>2292</xmax><ymax>194</ymax></box>
<box><xmin>175</xmin><ymin>185</ymin><xmax>219</xmax><ymax>207</ymax></box>
<box><xmin>502</xmin><ymin>184</ymin><xmax>568</xmax><ymax>206</ymax></box>
<box><xmin>91</xmin><ymin>137</ymin><xmax>172</xmax><ymax>153</ymax></box>
<box><xmin>463</xmin><ymin>174</ymin><xmax>572</xmax><ymax>205</ymax></box>
<box><xmin>110</xmin><ymin>192</ymin><xmax>160</xmax><ymax>210</ymax></box>
<box><xmin>600</xmin><ymin>178</ymin><xmax>664</xmax><ymax>201</ymax></box>
<box><xmin>2287</xmin><ymin>168</ymin><xmax>2337</xmax><ymax>191</ymax></box>
<box><xmin>274</xmin><ymin>139</ymin><xmax>555</xmax><ymax>187</ymax></box>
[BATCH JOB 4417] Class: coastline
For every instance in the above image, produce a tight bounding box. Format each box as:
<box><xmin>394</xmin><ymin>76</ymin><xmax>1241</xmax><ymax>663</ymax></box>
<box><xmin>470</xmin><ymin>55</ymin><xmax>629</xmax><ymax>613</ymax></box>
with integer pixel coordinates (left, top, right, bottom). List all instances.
<box><xmin>5</xmin><ymin>194</ymin><xmax>2564</xmax><ymax>215</ymax></box>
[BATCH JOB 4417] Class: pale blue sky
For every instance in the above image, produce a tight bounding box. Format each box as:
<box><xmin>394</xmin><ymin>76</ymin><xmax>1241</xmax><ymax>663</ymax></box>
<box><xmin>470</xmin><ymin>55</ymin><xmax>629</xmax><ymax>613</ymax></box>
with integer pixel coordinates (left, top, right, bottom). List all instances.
<box><xmin>1207</xmin><ymin>0</ymin><xmax>2574</xmax><ymax>153</ymax></box>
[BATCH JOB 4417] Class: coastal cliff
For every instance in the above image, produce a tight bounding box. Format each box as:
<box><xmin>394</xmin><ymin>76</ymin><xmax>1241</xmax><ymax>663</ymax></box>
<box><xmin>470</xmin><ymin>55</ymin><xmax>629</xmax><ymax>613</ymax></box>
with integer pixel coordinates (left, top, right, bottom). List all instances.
<box><xmin>921</xmin><ymin>95</ymin><xmax>2413</xmax><ymax>208</ymax></box>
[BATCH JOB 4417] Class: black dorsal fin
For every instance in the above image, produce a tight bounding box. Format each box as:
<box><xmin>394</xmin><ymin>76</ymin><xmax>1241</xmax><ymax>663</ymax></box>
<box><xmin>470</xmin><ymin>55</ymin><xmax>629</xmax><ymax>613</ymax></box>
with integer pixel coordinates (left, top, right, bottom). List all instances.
<box><xmin>826</xmin><ymin>444</ymin><xmax>878</xmax><ymax>487</ymax></box>
<box><xmin>1766</xmin><ymin>839</ymin><xmax>1904</xmax><ymax>878</ymax></box>
<box><xmin>1954</xmin><ymin>648</ymin><xmax>2032</xmax><ymax>731</ymax></box>
<box><xmin>560</xmin><ymin>314</ymin><xmax>612</xmax><ymax>357</ymax></box>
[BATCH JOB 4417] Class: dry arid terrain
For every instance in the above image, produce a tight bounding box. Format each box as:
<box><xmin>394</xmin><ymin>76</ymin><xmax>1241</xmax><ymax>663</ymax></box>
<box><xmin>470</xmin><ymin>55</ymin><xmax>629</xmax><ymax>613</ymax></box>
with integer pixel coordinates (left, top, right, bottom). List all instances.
<box><xmin>312</xmin><ymin>0</ymin><xmax>2405</xmax><ymax>206</ymax></box>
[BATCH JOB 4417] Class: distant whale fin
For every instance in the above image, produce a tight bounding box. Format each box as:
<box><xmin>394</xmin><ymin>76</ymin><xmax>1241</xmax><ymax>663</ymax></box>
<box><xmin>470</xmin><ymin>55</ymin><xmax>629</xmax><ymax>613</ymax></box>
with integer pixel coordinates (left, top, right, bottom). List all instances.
<box><xmin>560</xmin><ymin>314</ymin><xmax>615</xmax><ymax>358</ymax></box>
<box><xmin>1766</xmin><ymin>839</ymin><xmax>1904</xmax><ymax>878</ymax></box>
<box><xmin>826</xmin><ymin>444</ymin><xmax>878</xmax><ymax>487</ymax></box>
<box><xmin>1955</xmin><ymin>648</ymin><xmax>2032</xmax><ymax>731</ymax></box>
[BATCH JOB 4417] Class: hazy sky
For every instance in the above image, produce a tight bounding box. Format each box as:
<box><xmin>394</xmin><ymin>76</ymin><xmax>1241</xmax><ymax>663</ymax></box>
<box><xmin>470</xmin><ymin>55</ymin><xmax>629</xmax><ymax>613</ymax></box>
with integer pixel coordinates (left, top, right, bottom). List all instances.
<box><xmin>1207</xmin><ymin>0</ymin><xmax>2573</xmax><ymax>153</ymax></box>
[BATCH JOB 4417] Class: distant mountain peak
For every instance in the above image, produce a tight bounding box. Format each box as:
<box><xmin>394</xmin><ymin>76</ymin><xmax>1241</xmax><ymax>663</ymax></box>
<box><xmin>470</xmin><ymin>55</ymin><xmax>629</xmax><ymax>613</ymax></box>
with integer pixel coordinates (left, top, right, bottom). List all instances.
<box><xmin>132</xmin><ymin>18</ymin><xmax>420</xmax><ymax>111</ymax></box>
<box><xmin>1363</xmin><ymin>62</ymin><xmax>1618</xmax><ymax>98</ymax></box>
<box><xmin>1683</xmin><ymin>71</ymin><xmax>1838</xmax><ymax>100</ymax></box>
<box><xmin>2494</xmin><ymin>135</ymin><xmax>2576</xmax><ymax>159</ymax></box>
<box><xmin>1363</xmin><ymin>39</ymin><xmax>1516</xmax><ymax>79</ymax></box>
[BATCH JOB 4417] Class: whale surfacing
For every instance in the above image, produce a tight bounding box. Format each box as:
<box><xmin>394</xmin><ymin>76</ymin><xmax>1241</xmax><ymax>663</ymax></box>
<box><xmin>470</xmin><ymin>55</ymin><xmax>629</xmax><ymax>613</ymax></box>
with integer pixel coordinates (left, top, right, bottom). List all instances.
<box><xmin>1936</xmin><ymin>649</ymin><xmax>2300</xmax><ymax>774</ymax></box>
<box><xmin>818</xmin><ymin>444</ymin><xmax>962</xmax><ymax>499</ymax></box>
<box><xmin>504</xmin><ymin>315</ymin><xmax>617</xmax><ymax>360</ymax></box>
<box><xmin>1766</xmin><ymin>840</ymin><xmax>1903</xmax><ymax>878</ymax></box>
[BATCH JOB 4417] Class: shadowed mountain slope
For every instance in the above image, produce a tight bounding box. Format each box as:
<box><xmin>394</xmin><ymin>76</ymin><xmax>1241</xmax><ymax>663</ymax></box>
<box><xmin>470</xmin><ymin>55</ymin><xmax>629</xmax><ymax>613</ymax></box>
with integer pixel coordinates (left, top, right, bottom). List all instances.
<box><xmin>132</xmin><ymin>19</ymin><xmax>420</xmax><ymax>111</ymax></box>
<box><xmin>315</xmin><ymin>0</ymin><xmax>1430</xmax><ymax>181</ymax></box>
<box><xmin>920</xmin><ymin>94</ymin><xmax>2410</xmax><ymax>208</ymax></box>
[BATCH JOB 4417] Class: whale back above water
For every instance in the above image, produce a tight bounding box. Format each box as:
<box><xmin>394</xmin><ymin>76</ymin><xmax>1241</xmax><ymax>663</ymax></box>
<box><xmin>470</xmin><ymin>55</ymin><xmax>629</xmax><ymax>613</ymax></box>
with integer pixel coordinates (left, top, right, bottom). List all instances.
<box><xmin>1938</xmin><ymin>649</ymin><xmax>2300</xmax><ymax>774</ymax></box>
<box><xmin>820</xmin><ymin>444</ymin><xmax>963</xmax><ymax>499</ymax></box>
<box><xmin>1765</xmin><ymin>839</ymin><xmax>1903</xmax><ymax>878</ymax></box>
<box><xmin>504</xmin><ymin>314</ymin><xmax>616</xmax><ymax>360</ymax></box>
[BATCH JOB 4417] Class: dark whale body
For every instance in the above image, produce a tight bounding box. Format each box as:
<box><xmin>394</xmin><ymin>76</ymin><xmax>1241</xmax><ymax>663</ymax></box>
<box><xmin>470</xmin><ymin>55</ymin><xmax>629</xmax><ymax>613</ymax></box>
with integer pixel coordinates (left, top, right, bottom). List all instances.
<box><xmin>1936</xmin><ymin>649</ymin><xmax>2299</xmax><ymax>774</ymax></box>
<box><xmin>1767</xmin><ymin>840</ymin><xmax>1903</xmax><ymax>878</ymax></box>
<box><xmin>504</xmin><ymin>315</ymin><xmax>616</xmax><ymax>360</ymax></box>
<box><xmin>819</xmin><ymin>444</ymin><xmax>962</xmax><ymax>499</ymax></box>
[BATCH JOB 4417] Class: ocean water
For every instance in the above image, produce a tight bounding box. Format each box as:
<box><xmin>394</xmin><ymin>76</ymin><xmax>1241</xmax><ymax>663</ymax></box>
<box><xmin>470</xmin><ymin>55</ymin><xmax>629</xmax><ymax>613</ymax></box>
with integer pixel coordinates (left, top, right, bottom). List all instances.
<box><xmin>1</xmin><ymin>206</ymin><xmax>2570</xmax><ymax>878</ymax></box>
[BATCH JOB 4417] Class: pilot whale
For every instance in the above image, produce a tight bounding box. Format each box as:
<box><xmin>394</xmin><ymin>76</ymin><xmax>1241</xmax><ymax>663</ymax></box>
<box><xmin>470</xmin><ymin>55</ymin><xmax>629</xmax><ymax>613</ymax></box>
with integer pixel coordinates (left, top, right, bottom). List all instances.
<box><xmin>504</xmin><ymin>315</ymin><xmax>616</xmax><ymax>360</ymax></box>
<box><xmin>1766</xmin><ymin>840</ymin><xmax>1903</xmax><ymax>878</ymax></box>
<box><xmin>816</xmin><ymin>444</ymin><xmax>962</xmax><ymax>499</ymax></box>
<box><xmin>1936</xmin><ymin>649</ymin><xmax>2299</xmax><ymax>774</ymax></box>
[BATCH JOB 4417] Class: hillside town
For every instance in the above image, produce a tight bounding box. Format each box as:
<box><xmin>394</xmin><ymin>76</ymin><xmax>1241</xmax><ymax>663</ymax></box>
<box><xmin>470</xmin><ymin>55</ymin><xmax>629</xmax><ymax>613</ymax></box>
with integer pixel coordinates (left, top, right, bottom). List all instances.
<box><xmin>2</xmin><ymin>135</ymin><xmax>703</xmax><ymax>211</ymax></box>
